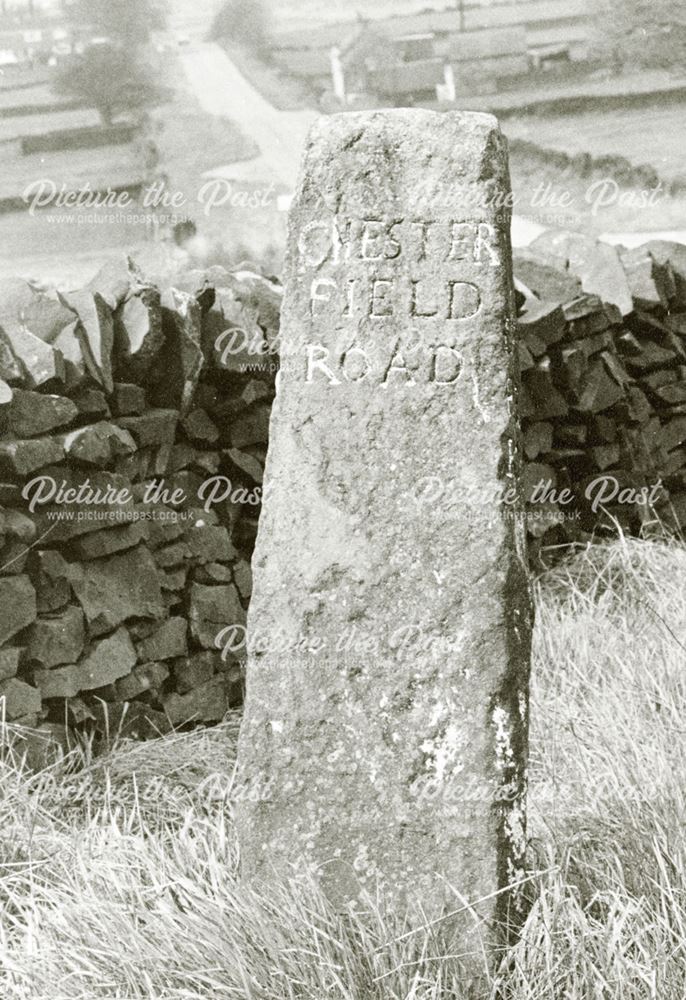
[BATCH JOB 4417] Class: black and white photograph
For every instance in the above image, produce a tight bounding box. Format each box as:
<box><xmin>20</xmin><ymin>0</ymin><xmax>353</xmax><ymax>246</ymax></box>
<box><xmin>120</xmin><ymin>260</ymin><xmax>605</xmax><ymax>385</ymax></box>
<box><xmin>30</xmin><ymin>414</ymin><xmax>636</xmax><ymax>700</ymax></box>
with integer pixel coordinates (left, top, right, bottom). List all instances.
<box><xmin>0</xmin><ymin>0</ymin><xmax>685</xmax><ymax>996</ymax></box>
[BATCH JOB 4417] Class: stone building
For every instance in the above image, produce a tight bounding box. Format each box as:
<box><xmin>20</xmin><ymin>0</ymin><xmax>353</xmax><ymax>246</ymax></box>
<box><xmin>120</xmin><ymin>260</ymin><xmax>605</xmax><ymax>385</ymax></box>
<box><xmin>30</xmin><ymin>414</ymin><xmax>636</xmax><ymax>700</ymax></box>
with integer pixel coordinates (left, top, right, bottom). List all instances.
<box><xmin>269</xmin><ymin>0</ymin><xmax>591</xmax><ymax>104</ymax></box>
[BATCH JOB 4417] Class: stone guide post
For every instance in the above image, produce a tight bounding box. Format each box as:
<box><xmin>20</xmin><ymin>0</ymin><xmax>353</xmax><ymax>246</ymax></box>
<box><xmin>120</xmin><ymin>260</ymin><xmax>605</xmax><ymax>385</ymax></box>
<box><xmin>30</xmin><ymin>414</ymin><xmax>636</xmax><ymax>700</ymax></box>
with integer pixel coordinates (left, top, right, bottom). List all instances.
<box><xmin>235</xmin><ymin>109</ymin><xmax>533</xmax><ymax>959</ymax></box>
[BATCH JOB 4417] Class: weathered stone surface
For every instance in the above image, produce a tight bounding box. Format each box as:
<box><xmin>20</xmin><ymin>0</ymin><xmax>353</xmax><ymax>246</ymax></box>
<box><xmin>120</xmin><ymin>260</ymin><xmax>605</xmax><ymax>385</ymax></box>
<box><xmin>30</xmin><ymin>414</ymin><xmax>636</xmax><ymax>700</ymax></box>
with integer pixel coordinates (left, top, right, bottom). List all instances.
<box><xmin>168</xmin><ymin>443</ymin><xmax>195</xmax><ymax>472</ymax></box>
<box><xmin>186</xmin><ymin>507</ymin><xmax>219</xmax><ymax>528</ymax></box>
<box><xmin>225</xmin><ymin>447</ymin><xmax>264</xmax><ymax>483</ymax></box>
<box><xmin>171</xmin><ymin>651</ymin><xmax>217</xmax><ymax>694</ymax></box>
<box><xmin>25</xmin><ymin>605</ymin><xmax>85</xmax><ymax>668</ymax></box>
<box><xmin>0</xmin><ymin>436</ymin><xmax>65</xmax><ymax>476</ymax></box>
<box><xmin>160</xmin><ymin>566</ymin><xmax>188</xmax><ymax>592</ymax></box>
<box><xmin>116</xmin><ymin>660</ymin><xmax>169</xmax><ymax>701</ymax></box>
<box><xmin>0</xmin><ymin>537</ymin><xmax>29</xmax><ymax>576</ymax></box>
<box><xmin>154</xmin><ymin>288</ymin><xmax>204</xmax><ymax>415</ymax></box>
<box><xmin>71</xmin><ymin>521</ymin><xmax>149</xmax><ymax>560</ymax></box>
<box><xmin>72</xmin><ymin>388</ymin><xmax>110</xmax><ymax>419</ymax></box>
<box><xmin>87</xmin><ymin>255</ymin><xmax>142</xmax><ymax>310</ymax></box>
<box><xmin>643</xmin><ymin>239</ymin><xmax>686</xmax><ymax>307</ymax></box>
<box><xmin>112</xmin><ymin>382</ymin><xmax>146</xmax><ymax>416</ymax></box>
<box><xmin>620</xmin><ymin>245</ymin><xmax>671</xmax><ymax>311</ymax></box>
<box><xmin>0</xmin><ymin>377</ymin><xmax>12</xmax><ymax>404</ymax></box>
<box><xmin>28</xmin><ymin>550</ymin><xmax>72</xmax><ymax>612</ymax></box>
<box><xmin>203</xmin><ymin>288</ymin><xmax>266</xmax><ymax>375</ymax></box>
<box><xmin>514</xmin><ymin>251</ymin><xmax>583</xmax><ymax>302</ymax></box>
<box><xmin>0</xmin><ymin>282</ymin><xmax>67</xmax><ymax>347</ymax></box>
<box><xmin>135</xmin><ymin>616</ymin><xmax>187</xmax><ymax>662</ymax></box>
<box><xmin>185</xmin><ymin>524</ymin><xmax>236</xmax><ymax>564</ymax></box>
<box><xmin>0</xmin><ymin>334</ymin><xmax>22</xmax><ymax>383</ymax></box>
<box><xmin>63</xmin><ymin>290</ymin><xmax>114</xmax><ymax>393</ymax></box>
<box><xmin>153</xmin><ymin>541</ymin><xmax>191</xmax><ymax>568</ymax></box>
<box><xmin>577</xmin><ymin>358</ymin><xmax>626</xmax><ymax>413</ymax></box>
<box><xmin>34</xmin><ymin>664</ymin><xmax>80</xmax><ymax>699</ymax></box>
<box><xmin>145</xmin><ymin>512</ymin><xmax>186</xmax><ymax>548</ymax></box>
<box><xmin>69</xmin><ymin>546</ymin><xmax>165</xmax><ymax>636</ymax></box>
<box><xmin>181</xmin><ymin>408</ymin><xmax>219</xmax><ymax>444</ymax></box>
<box><xmin>530</xmin><ymin>230</ymin><xmax>633</xmax><ymax>316</ymax></box>
<box><xmin>114</xmin><ymin>287</ymin><xmax>163</xmax><ymax>378</ymax></box>
<box><xmin>232</xmin><ymin>268</ymin><xmax>283</xmax><ymax>339</ymax></box>
<box><xmin>6</xmin><ymin>390</ymin><xmax>77</xmax><ymax>437</ymax></box>
<box><xmin>0</xmin><ymin>575</ymin><xmax>37</xmax><ymax>643</ymax></box>
<box><xmin>163</xmin><ymin>674</ymin><xmax>232</xmax><ymax>725</ymax></box>
<box><xmin>562</xmin><ymin>293</ymin><xmax>603</xmax><ymax>322</ymax></box>
<box><xmin>22</xmin><ymin>292</ymin><xmax>76</xmax><ymax>344</ymax></box>
<box><xmin>52</xmin><ymin>321</ymin><xmax>87</xmax><ymax>389</ymax></box>
<box><xmin>161</xmin><ymin>590</ymin><xmax>181</xmax><ymax>612</ymax></box>
<box><xmin>61</xmin><ymin>421</ymin><xmax>136</xmax><ymax>467</ymax></box>
<box><xmin>76</xmin><ymin>627</ymin><xmax>137</xmax><ymax>690</ymax></box>
<box><xmin>0</xmin><ymin>648</ymin><xmax>21</xmax><ymax>682</ymax></box>
<box><xmin>118</xmin><ymin>409</ymin><xmax>178</xmax><ymax>447</ymax></box>
<box><xmin>157</xmin><ymin>471</ymin><xmax>203</xmax><ymax>510</ymax></box>
<box><xmin>0</xmin><ymin>677</ymin><xmax>41</xmax><ymax>719</ymax></box>
<box><xmin>0</xmin><ymin>277</ymin><xmax>40</xmax><ymax>329</ymax></box>
<box><xmin>0</xmin><ymin>324</ymin><xmax>65</xmax><ymax>387</ymax></box>
<box><xmin>232</xmin><ymin>559</ymin><xmax>252</xmax><ymax>600</ymax></box>
<box><xmin>235</xmin><ymin>110</ymin><xmax>532</xmax><ymax>939</ymax></box>
<box><xmin>523</xmin><ymin>422</ymin><xmax>554</xmax><ymax>460</ymax></box>
<box><xmin>521</xmin><ymin>363</ymin><xmax>568</xmax><ymax>419</ymax></box>
<box><xmin>188</xmin><ymin>449</ymin><xmax>220</xmax><ymax>476</ymax></box>
<box><xmin>151</xmin><ymin>440</ymin><xmax>175</xmax><ymax>476</ymax></box>
<box><xmin>229</xmin><ymin>404</ymin><xmax>271</xmax><ymax>448</ymax></box>
<box><xmin>0</xmin><ymin>280</ymin><xmax>73</xmax><ymax>346</ymax></box>
<box><xmin>189</xmin><ymin>582</ymin><xmax>244</xmax><ymax>648</ymax></box>
<box><xmin>3</xmin><ymin>510</ymin><xmax>35</xmax><ymax>543</ymax></box>
<box><xmin>194</xmin><ymin>561</ymin><xmax>233</xmax><ymax>584</ymax></box>
<box><xmin>114</xmin><ymin>448</ymin><xmax>153</xmax><ymax>482</ymax></box>
<box><xmin>517</xmin><ymin>300</ymin><xmax>566</xmax><ymax>348</ymax></box>
<box><xmin>242</xmin><ymin>380</ymin><xmax>271</xmax><ymax>406</ymax></box>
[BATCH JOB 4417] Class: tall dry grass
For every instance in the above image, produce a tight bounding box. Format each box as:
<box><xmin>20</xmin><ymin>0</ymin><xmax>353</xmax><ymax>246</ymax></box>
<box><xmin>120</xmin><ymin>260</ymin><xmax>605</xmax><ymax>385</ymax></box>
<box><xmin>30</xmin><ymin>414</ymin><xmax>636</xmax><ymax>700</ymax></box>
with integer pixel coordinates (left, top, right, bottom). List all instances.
<box><xmin>1</xmin><ymin>535</ymin><xmax>685</xmax><ymax>999</ymax></box>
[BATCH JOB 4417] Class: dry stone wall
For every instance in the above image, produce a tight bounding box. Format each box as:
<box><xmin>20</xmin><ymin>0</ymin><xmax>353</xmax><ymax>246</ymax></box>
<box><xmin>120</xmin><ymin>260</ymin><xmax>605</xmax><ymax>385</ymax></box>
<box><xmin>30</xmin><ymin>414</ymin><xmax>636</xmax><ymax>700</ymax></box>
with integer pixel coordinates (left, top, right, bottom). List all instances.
<box><xmin>515</xmin><ymin>235</ymin><xmax>686</xmax><ymax>564</ymax></box>
<box><xmin>1</xmin><ymin>233</ymin><xmax>685</xmax><ymax>740</ymax></box>
<box><xmin>0</xmin><ymin>257</ymin><xmax>279</xmax><ymax>737</ymax></box>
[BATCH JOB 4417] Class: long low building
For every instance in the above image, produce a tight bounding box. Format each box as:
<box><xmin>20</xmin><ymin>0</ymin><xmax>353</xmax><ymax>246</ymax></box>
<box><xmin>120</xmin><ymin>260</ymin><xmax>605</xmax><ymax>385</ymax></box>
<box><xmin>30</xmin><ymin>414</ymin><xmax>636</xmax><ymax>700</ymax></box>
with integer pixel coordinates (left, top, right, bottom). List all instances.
<box><xmin>269</xmin><ymin>0</ymin><xmax>591</xmax><ymax>102</ymax></box>
<box><xmin>366</xmin><ymin>59</ymin><xmax>448</xmax><ymax>103</ymax></box>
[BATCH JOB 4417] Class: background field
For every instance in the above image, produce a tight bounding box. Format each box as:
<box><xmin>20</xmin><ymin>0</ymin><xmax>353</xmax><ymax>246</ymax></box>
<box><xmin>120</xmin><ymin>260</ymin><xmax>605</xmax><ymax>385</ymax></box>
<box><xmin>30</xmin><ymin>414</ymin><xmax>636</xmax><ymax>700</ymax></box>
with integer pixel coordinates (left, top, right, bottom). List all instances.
<box><xmin>506</xmin><ymin>103</ymin><xmax>686</xmax><ymax>184</ymax></box>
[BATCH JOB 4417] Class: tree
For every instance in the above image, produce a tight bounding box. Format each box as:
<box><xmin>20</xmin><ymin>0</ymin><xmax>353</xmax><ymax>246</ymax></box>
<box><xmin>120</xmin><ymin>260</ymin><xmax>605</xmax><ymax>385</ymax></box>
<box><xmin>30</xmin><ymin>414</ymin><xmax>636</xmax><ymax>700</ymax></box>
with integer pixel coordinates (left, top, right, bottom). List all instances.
<box><xmin>56</xmin><ymin>44</ymin><xmax>161</xmax><ymax>126</ymax></box>
<box><xmin>211</xmin><ymin>0</ymin><xmax>269</xmax><ymax>52</ymax></box>
<box><xmin>65</xmin><ymin>0</ymin><xmax>166</xmax><ymax>48</ymax></box>
<box><xmin>593</xmin><ymin>0</ymin><xmax>686</xmax><ymax>72</ymax></box>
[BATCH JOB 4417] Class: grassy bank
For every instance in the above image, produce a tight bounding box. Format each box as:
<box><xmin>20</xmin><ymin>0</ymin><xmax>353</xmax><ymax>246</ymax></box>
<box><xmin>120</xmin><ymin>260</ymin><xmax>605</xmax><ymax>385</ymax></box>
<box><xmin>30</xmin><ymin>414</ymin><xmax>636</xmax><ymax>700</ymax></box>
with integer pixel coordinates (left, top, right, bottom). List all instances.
<box><xmin>507</xmin><ymin>143</ymin><xmax>686</xmax><ymax>237</ymax></box>
<box><xmin>218</xmin><ymin>44</ymin><xmax>314</xmax><ymax>112</ymax></box>
<box><xmin>1</xmin><ymin>535</ymin><xmax>686</xmax><ymax>998</ymax></box>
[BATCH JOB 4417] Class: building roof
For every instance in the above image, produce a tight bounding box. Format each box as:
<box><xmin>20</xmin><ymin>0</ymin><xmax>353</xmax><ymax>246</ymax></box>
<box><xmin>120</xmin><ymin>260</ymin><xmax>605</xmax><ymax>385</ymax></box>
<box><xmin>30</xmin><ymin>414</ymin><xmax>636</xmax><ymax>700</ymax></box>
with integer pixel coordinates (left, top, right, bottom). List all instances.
<box><xmin>368</xmin><ymin>58</ymin><xmax>445</xmax><ymax>95</ymax></box>
<box><xmin>374</xmin><ymin>11</ymin><xmax>461</xmax><ymax>37</ymax></box>
<box><xmin>272</xmin><ymin>47</ymin><xmax>332</xmax><ymax>77</ymax></box>
<box><xmin>526</xmin><ymin>21</ymin><xmax>589</xmax><ymax>47</ymax></box>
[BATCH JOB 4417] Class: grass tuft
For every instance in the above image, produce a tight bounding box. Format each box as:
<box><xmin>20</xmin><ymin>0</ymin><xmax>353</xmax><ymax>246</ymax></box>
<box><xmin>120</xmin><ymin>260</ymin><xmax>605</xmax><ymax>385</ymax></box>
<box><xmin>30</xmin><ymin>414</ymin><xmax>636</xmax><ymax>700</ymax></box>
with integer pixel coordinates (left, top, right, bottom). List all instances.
<box><xmin>1</xmin><ymin>535</ymin><xmax>686</xmax><ymax>998</ymax></box>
